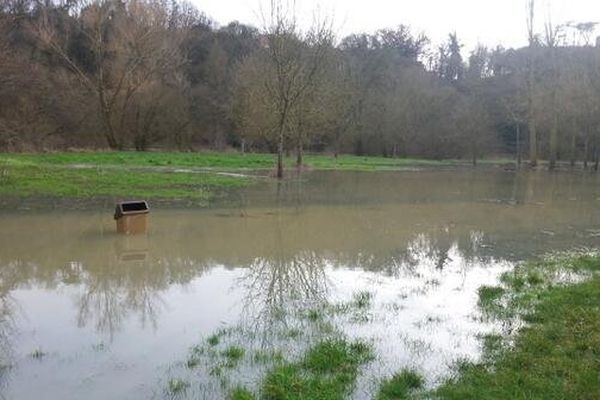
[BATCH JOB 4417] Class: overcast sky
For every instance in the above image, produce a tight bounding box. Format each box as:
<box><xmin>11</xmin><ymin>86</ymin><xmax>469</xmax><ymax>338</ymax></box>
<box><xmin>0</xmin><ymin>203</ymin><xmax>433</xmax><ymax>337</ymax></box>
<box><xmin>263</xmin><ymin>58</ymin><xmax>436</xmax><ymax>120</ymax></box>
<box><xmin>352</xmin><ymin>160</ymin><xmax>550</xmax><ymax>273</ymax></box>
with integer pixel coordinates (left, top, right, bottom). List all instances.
<box><xmin>192</xmin><ymin>0</ymin><xmax>600</xmax><ymax>51</ymax></box>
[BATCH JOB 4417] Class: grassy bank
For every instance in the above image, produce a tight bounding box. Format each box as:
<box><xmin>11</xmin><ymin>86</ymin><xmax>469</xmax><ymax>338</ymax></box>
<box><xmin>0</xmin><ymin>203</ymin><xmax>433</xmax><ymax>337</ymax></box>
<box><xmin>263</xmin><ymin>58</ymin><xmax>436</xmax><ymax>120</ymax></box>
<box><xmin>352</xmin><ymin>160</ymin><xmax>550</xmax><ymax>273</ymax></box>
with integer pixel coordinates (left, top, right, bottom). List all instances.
<box><xmin>0</xmin><ymin>151</ymin><xmax>490</xmax><ymax>201</ymax></box>
<box><xmin>0</xmin><ymin>151</ymin><xmax>475</xmax><ymax>171</ymax></box>
<box><xmin>431</xmin><ymin>253</ymin><xmax>600</xmax><ymax>400</ymax></box>
<box><xmin>0</xmin><ymin>161</ymin><xmax>248</xmax><ymax>203</ymax></box>
<box><xmin>363</xmin><ymin>253</ymin><xmax>600</xmax><ymax>400</ymax></box>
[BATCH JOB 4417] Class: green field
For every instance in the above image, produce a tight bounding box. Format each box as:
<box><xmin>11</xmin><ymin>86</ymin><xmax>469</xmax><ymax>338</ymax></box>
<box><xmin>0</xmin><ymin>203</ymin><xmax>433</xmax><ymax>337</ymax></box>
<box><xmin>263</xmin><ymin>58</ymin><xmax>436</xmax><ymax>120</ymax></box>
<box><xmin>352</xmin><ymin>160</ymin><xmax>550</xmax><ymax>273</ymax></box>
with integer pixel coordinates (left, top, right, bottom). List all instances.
<box><xmin>0</xmin><ymin>151</ymin><xmax>474</xmax><ymax>170</ymax></box>
<box><xmin>432</xmin><ymin>253</ymin><xmax>600</xmax><ymax>400</ymax></box>
<box><xmin>0</xmin><ymin>151</ymin><xmax>487</xmax><ymax>201</ymax></box>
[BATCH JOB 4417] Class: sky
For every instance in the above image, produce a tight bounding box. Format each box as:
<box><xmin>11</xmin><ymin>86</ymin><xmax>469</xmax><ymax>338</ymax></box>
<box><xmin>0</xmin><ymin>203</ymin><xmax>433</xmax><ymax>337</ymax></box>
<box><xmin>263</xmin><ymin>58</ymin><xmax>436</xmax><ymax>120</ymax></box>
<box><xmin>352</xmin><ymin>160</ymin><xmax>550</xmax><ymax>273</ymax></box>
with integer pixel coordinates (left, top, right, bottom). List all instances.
<box><xmin>192</xmin><ymin>0</ymin><xmax>600</xmax><ymax>51</ymax></box>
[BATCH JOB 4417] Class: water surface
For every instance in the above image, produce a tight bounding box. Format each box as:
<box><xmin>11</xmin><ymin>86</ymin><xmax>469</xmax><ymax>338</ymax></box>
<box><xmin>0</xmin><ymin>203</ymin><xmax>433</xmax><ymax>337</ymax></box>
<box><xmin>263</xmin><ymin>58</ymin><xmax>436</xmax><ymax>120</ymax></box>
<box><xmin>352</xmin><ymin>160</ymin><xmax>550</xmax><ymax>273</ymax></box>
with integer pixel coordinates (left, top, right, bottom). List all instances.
<box><xmin>1</xmin><ymin>169</ymin><xmax>599</xmax><ymax>399</ymax></box>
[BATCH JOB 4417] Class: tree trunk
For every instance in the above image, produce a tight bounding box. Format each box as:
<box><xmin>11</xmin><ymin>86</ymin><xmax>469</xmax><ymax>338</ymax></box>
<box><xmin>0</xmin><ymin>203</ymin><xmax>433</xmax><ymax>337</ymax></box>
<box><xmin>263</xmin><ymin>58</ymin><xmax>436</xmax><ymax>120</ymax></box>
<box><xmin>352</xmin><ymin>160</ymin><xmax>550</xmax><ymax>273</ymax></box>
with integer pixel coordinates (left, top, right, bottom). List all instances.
<box><xmin>570</xmin><ymin>120</ymin><xmax>576</xmax><ymax>168</ymax></box>
<box><xmin>549</xmin><ymin>110</ymin><xmax>558</xmax><ymax>170</ymax></box>
<box><xmin>527</xmin><ymin>45</ymin><xmax>537</xmax><ymax>167</ymax></box>
<box><xmin>528</xmin><ymin>111</ymin><xmax>537</xmax><ymax>167</ymax></box>
<box><xmin>100</xmin><ymin>106</ymin><xmax>119</xmax><ymax>149</ymax></box>
<box><xmin>594</xmin><ymin>143</ymin><xmax>599</xmax><ymax>172</ymax></box>
<box><xmin>296</xmin><ymin>144</ymin><xmax>303</xmax><ymax>167</ymax></box>
<box><xmin>277</xmin><ymin>127</ymin><xmax>284</xmax><ymax>179</ymax></box>
<box><xmin>584</xmin><ymin>135</ymin><xmax>589</xmax><ymax>169</ymax></box>
<box><xmin>516</xmin><ymin>123</ymin><xmax>521</xmax><ymax>168</ymax></box>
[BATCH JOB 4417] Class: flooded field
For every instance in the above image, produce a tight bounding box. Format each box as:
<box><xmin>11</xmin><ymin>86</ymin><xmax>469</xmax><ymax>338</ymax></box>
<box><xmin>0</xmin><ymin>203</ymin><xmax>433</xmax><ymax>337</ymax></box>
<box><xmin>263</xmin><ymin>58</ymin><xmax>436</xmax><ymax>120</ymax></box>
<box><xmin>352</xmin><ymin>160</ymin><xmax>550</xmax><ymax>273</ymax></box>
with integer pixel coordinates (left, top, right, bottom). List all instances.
<box><xmin>1</xmin><ymin>169</ymin><xmax>599</xmax><ymax>399</ymax></box>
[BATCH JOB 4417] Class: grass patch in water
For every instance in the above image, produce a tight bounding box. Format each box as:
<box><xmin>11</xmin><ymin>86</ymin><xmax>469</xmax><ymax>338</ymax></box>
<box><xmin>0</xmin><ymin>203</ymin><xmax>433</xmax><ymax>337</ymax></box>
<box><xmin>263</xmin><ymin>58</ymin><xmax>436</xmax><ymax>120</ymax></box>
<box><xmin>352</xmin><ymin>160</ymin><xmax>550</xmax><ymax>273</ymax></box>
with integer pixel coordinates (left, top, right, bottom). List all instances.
<box><xmin>207</xmin><ymin>334</ymin><xmax>220</xmax><ymax>346</ymax></box>
<box><xmin>376</xmin><ymin>369</ymin><xmax>425</xmax><ymax>400</ymax></box>
<box><xmin>285</xmin><ymin>328</ymin><xmax>302</xmax><ymax>339</ymax></box>
<box><xmin>477</xmin><ymin>286</ymin><xmax>505</xmax><ymax>306</ymax></box>
<box><xmin>306</xmin><ymin>309</ymin><xmax>322</xmax><ymax>322</ymax></box>
<box><xmin>433</xmin><ymin>253</ymin><xmax>600</xmax><ymax>399</ymax></box>
<box><xmin>352</xmin><ymin>291</ymin><xmax>373</xmax><ymax>309</ymax></box>
<box><xmin>261</xmin><ymin>338</ymin><xmax>374</xmax><ymax>400</ymax></box>
<box><xmin>167</xmin><ymin>378</ymin><xmax>190</xmax><ymax>396</ymax></box>
<box><xmin>30</xmin><ymin>348</ymin><xmax>47</xmax><ymax>359</ymax></box>
<box><xmin>222</xmin><ymin>346</ymin><xmax>245</xmax><ymax>368</ymax></box>
<box><xmin>230</xmin><ymin>386</ymin><xmax>256</xmax><ymax>400</ymax></box>
<box><xmin>252</xmin><ymin>350</ymin><xmax>284</xmax><ymax>365</ymax></box>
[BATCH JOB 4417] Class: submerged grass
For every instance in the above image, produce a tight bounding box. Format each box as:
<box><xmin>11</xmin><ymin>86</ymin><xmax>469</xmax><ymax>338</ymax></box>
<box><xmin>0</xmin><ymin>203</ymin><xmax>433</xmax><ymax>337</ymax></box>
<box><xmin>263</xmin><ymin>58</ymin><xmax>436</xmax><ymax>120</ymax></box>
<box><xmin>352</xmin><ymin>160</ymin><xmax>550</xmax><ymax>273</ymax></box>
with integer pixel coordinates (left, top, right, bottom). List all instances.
<box><xmin>376</xmin><ymin>369</ymin><xmax>425</xmax><ymax>400</ymax></box>
<box><xmin>207</xmin><ymin>334</ymin><xmax>221</xmax><ymax>347</ymax></box>
<box><xmin>29</xmin><ymin>348</ymin><xmax>46</xmax><ymax>359</ymax></box>
<box><xmin>352</xmin><ymin>291</ymin><xmax>373</xmax><ymax>309</ymax></box>
<box><xmin>222</xmin><ymin>346</ymin><xmax>245</xmax><ymax>368</ymax></box>
<box><xmin>229</xmin><ymin>386</ymin><xmax>256</xmax><ymax>400</ymax></box>
<box><xmin>167</xmin><ymin>378</ymin><xmax>190</xmax><ymax>396</ymax></box>
<box><xmin>433</xmin><ymin>253</ymin><xmax>600</xmax><ymax>399</ymax></box>
<box><xmin>262</xmin><ymin>338</ymin><xmax>374</xmax><ymax>400</ymax></box>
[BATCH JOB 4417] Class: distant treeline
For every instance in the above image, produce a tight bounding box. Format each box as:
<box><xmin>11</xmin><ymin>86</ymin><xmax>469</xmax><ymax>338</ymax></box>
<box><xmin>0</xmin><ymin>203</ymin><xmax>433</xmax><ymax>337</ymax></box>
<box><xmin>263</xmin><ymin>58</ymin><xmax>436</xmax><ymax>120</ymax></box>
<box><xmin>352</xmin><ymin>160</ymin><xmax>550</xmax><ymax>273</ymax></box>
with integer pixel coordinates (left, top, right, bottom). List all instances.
<box><xmin>1</xmin><ymin>0</ymin><xmax>600</xmax><ymax>168</ymax></box>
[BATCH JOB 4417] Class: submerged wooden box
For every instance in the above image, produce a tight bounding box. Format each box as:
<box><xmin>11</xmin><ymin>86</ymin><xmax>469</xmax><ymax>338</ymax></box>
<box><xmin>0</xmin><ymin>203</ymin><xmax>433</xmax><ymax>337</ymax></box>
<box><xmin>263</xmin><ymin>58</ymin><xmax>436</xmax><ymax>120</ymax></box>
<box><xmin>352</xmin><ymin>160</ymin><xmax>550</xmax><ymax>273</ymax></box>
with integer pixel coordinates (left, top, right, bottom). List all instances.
<box><xmin>114</xmin><ymin>201</ymin><xmax>150</xmax><ymax>235</ymax></box>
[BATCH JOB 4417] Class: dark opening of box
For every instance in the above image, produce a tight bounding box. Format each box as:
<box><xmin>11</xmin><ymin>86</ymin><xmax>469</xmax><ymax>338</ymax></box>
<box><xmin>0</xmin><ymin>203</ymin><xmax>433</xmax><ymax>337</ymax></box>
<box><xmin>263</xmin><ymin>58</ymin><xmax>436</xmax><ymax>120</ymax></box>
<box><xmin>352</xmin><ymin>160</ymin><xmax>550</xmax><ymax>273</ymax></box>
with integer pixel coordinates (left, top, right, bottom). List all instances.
<box><xmin>121</xmin><ymin>202</ymin><xmax>149</xmax><ymax>212</ymax></box>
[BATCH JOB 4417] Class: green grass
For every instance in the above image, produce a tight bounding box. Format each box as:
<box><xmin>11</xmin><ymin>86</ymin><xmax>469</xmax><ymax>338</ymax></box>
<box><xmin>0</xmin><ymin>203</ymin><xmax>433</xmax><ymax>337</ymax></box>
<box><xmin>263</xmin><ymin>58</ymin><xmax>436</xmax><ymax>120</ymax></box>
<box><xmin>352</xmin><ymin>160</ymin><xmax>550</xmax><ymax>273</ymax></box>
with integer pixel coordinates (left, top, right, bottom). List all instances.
<box><xmin>0</xmin><ymin>162</ymin><xmax>247</xmax><ymax>202</ymax></box>
<box><xmin>222</xmin><ymin>346</ymin><xmax>245</xmax><ymax>368</ymax></box>
<box><xmin>0</xmin><ymin>151</ymin><xmax>477</xmax><ymax>171</ymax></box>
<box><xmin>0</xmin><ymin>151</ymin><xmax>485</xmax><ymax>201</ymax></box>
<box><xmin>262</xmin><ymin>338</ymin><xmax>374</xmax><ymax>400</ymax></box>
<box><xmin>306</xmin><ymin>309</ymin><xmax>322</xmax><ymax>322</ymax></box>
<box><xmin>207</xmin><ymin>334</ymin><xmax>220</xmax><ymax>347</ymax></box>
<box><xmin>352</xmin><ymin>291</ymin><xmax>373</xmax><ymax>309</ymax></box>
<box><xmin>376</xmin><ymin>369</ymin><xmax>425</xmax><ymax>400</ymax></box>
<box><xmin>230</xmin><ymin>387</ymin><xmax>257</xmax><ymax>400</ymax></box>
<box><xmin>477</xmin><ymin>286</ymin><xmax>506</xmax><ymax>316</ymax></box>
<box><xmin>303</xmin><ymin>154</ymin><xmax>463</xmax><ymax>171</ymax></box>
<box><xmin>434</xmin><ymin>253</ymin><xmax>600</xmax><ymax>399</ymax></box>
<box><xmin>167</xmin><ymin>378</ymin><xmax>190</xmax><ymax>395</ymax></box>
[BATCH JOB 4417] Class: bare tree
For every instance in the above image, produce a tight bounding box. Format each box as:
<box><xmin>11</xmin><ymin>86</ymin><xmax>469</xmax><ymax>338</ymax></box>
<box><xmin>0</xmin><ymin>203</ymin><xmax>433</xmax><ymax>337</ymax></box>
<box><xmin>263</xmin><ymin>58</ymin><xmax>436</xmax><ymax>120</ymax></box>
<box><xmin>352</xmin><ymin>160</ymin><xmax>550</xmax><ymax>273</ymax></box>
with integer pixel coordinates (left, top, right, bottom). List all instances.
<box><xmin>261</xmin><ymin>0</ymin><xmax>333</xmax><ymax>177</ymax></box>
<box><xmin>526</xmin><ymin>0</ymin><xmax>538</xmax><ymax>167</ymax></box>
<box><xmin>544</xmin><ymin>16</ymin><xmax>562</xmax><ymax>170</ymax></box>
<box><xmin>33</xmin><ymin>0</ymin><xmax>188</xmax><ymax>149</ymax></box>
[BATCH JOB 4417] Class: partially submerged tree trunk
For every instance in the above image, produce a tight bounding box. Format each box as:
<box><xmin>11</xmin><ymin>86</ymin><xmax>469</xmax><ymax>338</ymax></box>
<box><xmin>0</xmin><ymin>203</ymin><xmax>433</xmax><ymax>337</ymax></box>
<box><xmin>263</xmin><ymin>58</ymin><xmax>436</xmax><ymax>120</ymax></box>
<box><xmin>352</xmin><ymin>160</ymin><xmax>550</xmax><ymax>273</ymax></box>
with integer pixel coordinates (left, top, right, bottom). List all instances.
<box><xmin>584</xmin><ymin>133</ymin><xmax>590</xmax><ymax>169</ymax></box>
<box><xmin>594</xmin><ymin>141</ymin><xmax>599</xmax><ymax>172</ymax></box>
<box><xmin>570</xmin><ymin>118</ymin><xmax>576</xmax><ymax>168</ymax></box>
<box><xmin>277</xmin><ymin>126</ymin><xmax>284</xmax><ymax>179</ymax></box>
<box><xmin>296</xmin><ymin>144</ymin><xmax>303</xmax><ymax>167</ymax></box>
<box><xmin>548</xmin><ymin>59</ymin><xmax>559</xmax><ymax>170</ymax></box>
<box><xmin>526</xmin><ymin>0</ymin><xmax>538</xmax><ymax>167</ymax></box>
<box><xmin>549</xmin><ymin>111</ymin><xmax>558</xmax><ymax>170</ymax></box>
<box><xmin>516</xmin><ymin>123</ymin><xmax>522</xmax><ymax>168</ymax></box>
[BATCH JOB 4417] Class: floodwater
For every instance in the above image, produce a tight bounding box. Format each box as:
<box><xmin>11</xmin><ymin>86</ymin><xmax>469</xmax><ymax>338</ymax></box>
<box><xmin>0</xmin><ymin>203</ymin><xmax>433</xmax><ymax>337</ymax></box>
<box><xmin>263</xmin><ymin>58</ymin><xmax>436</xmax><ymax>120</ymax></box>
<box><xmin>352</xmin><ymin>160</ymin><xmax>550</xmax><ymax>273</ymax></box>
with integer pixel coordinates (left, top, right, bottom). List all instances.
<box><xmin>0</xmin><ymin>169</ymin><xmax>599</xmax><ymax>399</ymax></box>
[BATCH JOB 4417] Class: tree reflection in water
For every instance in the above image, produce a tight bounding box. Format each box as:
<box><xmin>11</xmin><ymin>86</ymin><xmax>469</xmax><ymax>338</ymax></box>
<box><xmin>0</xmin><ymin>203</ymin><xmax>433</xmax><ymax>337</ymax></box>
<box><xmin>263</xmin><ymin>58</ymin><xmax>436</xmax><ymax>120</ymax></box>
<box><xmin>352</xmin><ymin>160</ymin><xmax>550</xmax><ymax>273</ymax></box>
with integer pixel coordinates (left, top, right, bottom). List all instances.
<box><xmin>239</xmin><ymin>251</ymin><xmax>330</xmax><ymax>341</ymax></box>
<box><xmin>74</xmin><ymin>238</ymin><xmax>213</xmax><ymax>339</ymax></box>
<box><xmin>0</xmin><ymin>260</ymin><xmax>22</xmax><ymax>395</ymax></box>
<box><xmin>234</xmin><ymin>222</ymin><xmax>497</xmax><ymax>345</ymax></box>
<box><xmin>236</xmin><ymin>209</ymin><xmax>331</xmax><ymax>345</ymax></box>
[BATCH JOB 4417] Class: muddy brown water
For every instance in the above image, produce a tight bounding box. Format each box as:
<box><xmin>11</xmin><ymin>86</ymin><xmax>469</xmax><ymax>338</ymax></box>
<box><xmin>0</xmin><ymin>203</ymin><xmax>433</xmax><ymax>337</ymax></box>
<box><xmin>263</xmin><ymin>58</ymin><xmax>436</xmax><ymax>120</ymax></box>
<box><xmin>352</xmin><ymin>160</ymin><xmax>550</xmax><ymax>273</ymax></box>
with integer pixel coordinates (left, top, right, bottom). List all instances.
<box><xmin>0</xmin><ymin>169</ymin><xmax>599</xmax><ymax>399</ymax></box>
